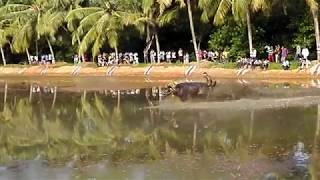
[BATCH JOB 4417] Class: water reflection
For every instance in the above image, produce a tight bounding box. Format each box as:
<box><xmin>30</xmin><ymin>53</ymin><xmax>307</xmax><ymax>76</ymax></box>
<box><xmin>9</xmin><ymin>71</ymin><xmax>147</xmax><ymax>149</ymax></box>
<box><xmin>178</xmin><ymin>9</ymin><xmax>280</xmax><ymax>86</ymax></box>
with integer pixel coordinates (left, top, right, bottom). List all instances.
<box><xmin>0</xmin><ymin>81</ymin><xmax>319</xmax><ymax>179</ymax></box>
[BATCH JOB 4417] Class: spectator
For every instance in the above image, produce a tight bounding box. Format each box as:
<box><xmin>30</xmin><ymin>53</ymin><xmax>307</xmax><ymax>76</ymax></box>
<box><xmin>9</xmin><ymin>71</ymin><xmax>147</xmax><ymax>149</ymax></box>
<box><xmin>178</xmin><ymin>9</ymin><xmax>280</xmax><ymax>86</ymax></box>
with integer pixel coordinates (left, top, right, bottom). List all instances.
<box><xmin>166</xmin><ymin>51</ymin><xmax>171</xmax><ymax>63</ymax></box>
<box><xmin>221</xmin><ymin>49</ymin><xmax>229</xmax><ymax>63</ymax></box>
<box><xmin>262</xmin><ymin>59</ymin><xmax>269</xmax><ymax>70</ymax></box>
<box><xmin>203</xmin><ymin>50</ymin><xmax>208</xmax><ymax>59</ymax></box>
<box><xmin>150</xmin><ymin>50</ymin><xmax>156</xmax><ymax>63</ymax></box>
<box><xmin>250</xmin><ymin>48</ymin><xmax>257</xmax><ymax>60</ymax></box>
<box><xmin>73</xmin><ymin>55</ymin><xmax>79</xmax><ymax>64</ymax></box>
<box><xmin>301</xmin><ymin>47</ymin><xmax>311</xmax><ymax>69</ymax></box>
<box><xmin>160</xmin><ymin>51</ymin><xmax>165</xmax><ymax>62</ymax></box>
<box><xmin>184</xmin><ymin>53</ymin><xmax>190</xmax><ymax>64</ymax></box>
<box><xmin>281</xmin><ymin>46</ymin><xmax>289</xmax><ymax>63</ymax></box>
<box><xmin>302</xmin><ymin>47</ymin><xmax>309</xmax><ymax>61</ymax></box>
<box><xmin>129</xmin><ymin>52</ymin><xmax>134</xmax><ymax>63</ymax></box>
<box><xmin>274</xmin><ymin>45</ymin><xmax>281</xmax><ymax>63</ymax></box>
<box><xmin>178</xmin><ymin>48</ymin><xmax>183</xmax><ymax>61</ymax></box>
<box><xmin>295</xmin><ymin>45</ymin><xmax>301</xmax><ymax>60</ymax></box>
<box><xmin>214</xmin><ymin>51</ymin><xmax>219</xmax><ymax>61</ymax></box>
<box><xmin>171</xmin><ymin>51</ymin><xmax>177</xmax><ymax>62</ymax></box>
<box><xmin>197</xmin><ymin>49</ymin><xmax>203</xmax><ymax>60</ymax></box>
<box><xmin>208</xmin><ymin>51</ymin><xmax>214</xmax><ymax>61</ymax></box>
<box><xmin>134</xmin><ymin>53</ymin><xmax>139</xmax><ymax>64</ymax></box>
<box><xmin>282</xmin><ymin>59</ymin><xmax>290</xmax><ymax>70</ymax></box>
<box><xmin>267</xmin><ymin>45</ymin><xmax>274</xmax><ymax>62</ymax></box>
<box><xmin>97</xmin><ymin>54</ymin><xmax>103</xmax><ymax>66</ymax></box>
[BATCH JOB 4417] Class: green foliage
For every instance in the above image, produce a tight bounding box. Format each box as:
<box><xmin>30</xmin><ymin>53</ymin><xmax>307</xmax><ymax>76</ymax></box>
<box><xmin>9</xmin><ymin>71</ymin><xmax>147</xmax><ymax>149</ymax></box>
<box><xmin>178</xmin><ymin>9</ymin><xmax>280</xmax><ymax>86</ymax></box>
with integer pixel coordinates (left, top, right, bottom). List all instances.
<box><xmin>208</xmin><ymin>22</ymin><xmax>248</xmax><ymax>61</ymax></box>
<box><xmin>292</xmin><ymin>15</ymin><xmax>315</xmax><ymax>49</ymax></box>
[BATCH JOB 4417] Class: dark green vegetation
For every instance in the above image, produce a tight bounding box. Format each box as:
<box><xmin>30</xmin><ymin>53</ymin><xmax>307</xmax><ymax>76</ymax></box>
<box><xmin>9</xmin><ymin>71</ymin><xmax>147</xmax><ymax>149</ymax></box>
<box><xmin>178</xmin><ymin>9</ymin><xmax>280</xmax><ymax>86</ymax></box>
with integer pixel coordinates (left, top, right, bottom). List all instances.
<box><xmin>0</xmin><ymin>0</ymin><xmax>319</xmax><ymax>64</ymax></box>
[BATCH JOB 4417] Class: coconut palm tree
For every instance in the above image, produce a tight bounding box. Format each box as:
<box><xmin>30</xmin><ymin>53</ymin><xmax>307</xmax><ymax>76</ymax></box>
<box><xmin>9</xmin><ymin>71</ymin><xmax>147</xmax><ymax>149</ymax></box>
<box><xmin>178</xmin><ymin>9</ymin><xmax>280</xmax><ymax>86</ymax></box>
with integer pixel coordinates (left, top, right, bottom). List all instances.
<box><xmin>142</xmin><ymin>0</ymin><xmax>200</xmax><ymax>63</ymax></box>
<box><xmin>0</xmin><ymin>1</ymin><xmax>8</xmax><ymax>66</ymax></box>
<box><xmin>0</xmin><ymin>28</ymin><xmax>7</xmax><ymax>66</ymax></box>
<box><xmin>186</xmin><ymin>0</ymin><xmax>200</xmax><ymax>62</ymax></box>
<box><xmin>67</xmin><ymin>0</ymin><xmax>137</xmax><ymax>60</ymax></box>
<box><xmin>138</xmin><ymin>0</ymin><xmax>184</xmax><ymax>63</ymax></box>
<box><xmin>0</xmin><ymin>0</ymin><xmax>71</xmax><ymax>63</ymax></box>
<box><xmin>36</xmin><ymin>5</ymin><xmax>69</xmax><ymax>62</ymax></box>
<box><xmin>305</xmin><ymin>0</ymin><xmax>320</xmax><ymax>60</ymax></box>
<box><xmin>200</xmin><ymin>0</ymin><xmax>269</xmax><ymax>53</ymax></box>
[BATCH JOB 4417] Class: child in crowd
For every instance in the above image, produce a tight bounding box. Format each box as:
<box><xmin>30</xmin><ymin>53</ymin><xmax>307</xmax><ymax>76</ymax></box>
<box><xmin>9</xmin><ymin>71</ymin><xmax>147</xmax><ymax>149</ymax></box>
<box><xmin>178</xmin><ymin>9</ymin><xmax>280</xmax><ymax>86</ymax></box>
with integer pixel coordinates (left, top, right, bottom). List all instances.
<box><xmin>282</xmin><ymin>59</ymin><xmax>290</xmax><ymax>70</ymax></box>
<box><xmin>178</xmin><ymin>48</ymin><xmax>183</xmax><ymax>61</ymax></box>
<box><xmin>184</xmin><ymin>53</ymin><xmax>190</xmax><ymax>64</ymax></box>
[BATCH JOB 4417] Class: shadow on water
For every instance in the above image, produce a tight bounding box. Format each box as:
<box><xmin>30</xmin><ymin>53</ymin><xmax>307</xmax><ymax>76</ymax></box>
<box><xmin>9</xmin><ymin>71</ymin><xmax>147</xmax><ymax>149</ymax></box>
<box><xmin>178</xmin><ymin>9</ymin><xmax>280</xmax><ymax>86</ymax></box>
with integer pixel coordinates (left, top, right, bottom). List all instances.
<box><xmin>0</xmin><ymin>79</ymin><xmax>319</xmax><ymax>179</ymax></box>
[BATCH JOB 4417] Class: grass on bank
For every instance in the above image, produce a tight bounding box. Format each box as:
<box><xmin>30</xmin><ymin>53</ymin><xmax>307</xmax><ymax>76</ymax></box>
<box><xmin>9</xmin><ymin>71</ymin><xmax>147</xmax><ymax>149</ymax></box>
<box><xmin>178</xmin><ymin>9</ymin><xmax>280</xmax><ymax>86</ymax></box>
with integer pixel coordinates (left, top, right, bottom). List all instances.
<box><xmin>0</xmin><ymin>60</ymin><xmax>309</xmax><ymax>70</ymax></box>
<box><xmin>210</xmin><ymin>61</ymin><xmax>301</xmax><ymax>70</ymax></box>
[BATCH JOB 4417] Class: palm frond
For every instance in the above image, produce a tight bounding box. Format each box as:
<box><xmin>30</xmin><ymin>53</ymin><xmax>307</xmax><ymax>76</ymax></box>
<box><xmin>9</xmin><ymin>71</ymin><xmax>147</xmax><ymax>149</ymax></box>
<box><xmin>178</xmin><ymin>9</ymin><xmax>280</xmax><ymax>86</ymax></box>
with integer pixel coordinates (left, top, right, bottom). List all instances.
<box><xmin>0</xmin><ymin>4</ymin><xmax>30</xmax><ymax>15</ymax></box>
<box><xmin>12</xmin><ymin>19</ymin><xmax>34</xmax><ymax>53</ymax></box>
<box><xmin>214</xmin><ymin>0</ymin><xmax>232</xmax><ymax>25</ymax></box>
<box><xmin>159</xmin><ymin>7</ymin><xmax>179</xmax><ymax>26</ymax></box>
<box><xmin>305</xmin><ymin>0</ymin><xmax>318</xmax><ymax>13</ymax></box>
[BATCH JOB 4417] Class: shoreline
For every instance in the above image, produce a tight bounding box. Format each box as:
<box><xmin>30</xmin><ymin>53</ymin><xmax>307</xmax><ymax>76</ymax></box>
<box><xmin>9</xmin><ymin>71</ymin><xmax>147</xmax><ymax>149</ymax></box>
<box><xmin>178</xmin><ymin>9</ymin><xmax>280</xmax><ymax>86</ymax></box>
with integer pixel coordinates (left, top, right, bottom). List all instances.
<box><xmin>0</xmin><ymin>64</ymin><xmax>315</xmax><ymax>80</ymax></box>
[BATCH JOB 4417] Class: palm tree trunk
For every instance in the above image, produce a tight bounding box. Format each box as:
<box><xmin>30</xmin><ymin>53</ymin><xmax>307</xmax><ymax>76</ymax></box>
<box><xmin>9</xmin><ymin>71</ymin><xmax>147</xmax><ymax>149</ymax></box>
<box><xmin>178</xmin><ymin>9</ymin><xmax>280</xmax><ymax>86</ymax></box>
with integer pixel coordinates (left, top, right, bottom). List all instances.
<box><xmin>36</xmin><ymin>40</ymin><xmax>39</xmax><ymax>58</ymax></box>
<box><xmin>3</xmin><ymin>82</ymin><xmax>7</xmax><ymax>105</ymax></box>
<box><xmin>76</xmin><ymin>34</ymin><xmax>85</xmax><ymax>63</ymax></box>
<box><xmin>186</xmin><ymin>0</ymin><xmax>199</xmax><ymax>63</ymax></box>
<box><xmin>83</xmin><ymin>90</ymin><xmax>87</xmax><ymax>100</ymax></box>
<box><xmin>313</xmin><ymin>104</ymin><xmax>320</xmax><ymax>164</ymax></box>
<box><xmin>312</xmin><ymin>11</ymin><xmax>320</xmax><ymax>60</ymax></box>
<box><xmin>155</xmin><ymin>32</ymin><xmax>160</xmax><ymax>64</ymax></box>
<box><xmin>51</xmin><ymin>87</ymin><xmax>57</xmax><ymax>109</ymax></box>
<box><xmin>144</xmin><ymin>25</ymin><xmax>151</xmax><ymax>64</ymax></box>
<box><xmin>29</xmin><ymin>84</ymin><xmax>33</xmax><ymax>102</ymax></box>
<box><xmin>315</xmin><ymin>104</ymin><xmax>320</xmax><ymax>145</ymax></box>
<box><xmin>249</xmin><ymin>110</ymin><xmax>255</xmax><ymax>142</ymax></box>
<box><xmin>46</xmin><ymin>38</ymin><xmax>55</xmax><ymax>63</ymax></box>
<box><xmin>246</xmin><ymin>10</ymin><xmax>253</xmax><ymax>53</ymax></box>
<box><xmin>192</xmin><ymin>120</ymin><xmax>198</xmax><ymax>152</ymax></box>
<box><xmin>0</xmin><ymin>47</ymin><xmax>6</xmax><ymax>66</ymax></box>
<box><xmin>26</xmin><ymin>48</ymin><xmax>31</xmax><ymax>64</ymax></box>
<box><xmin>117</xmin><ymin>90</ymin><xmax>121</xmax><ymax>109</ymax></box>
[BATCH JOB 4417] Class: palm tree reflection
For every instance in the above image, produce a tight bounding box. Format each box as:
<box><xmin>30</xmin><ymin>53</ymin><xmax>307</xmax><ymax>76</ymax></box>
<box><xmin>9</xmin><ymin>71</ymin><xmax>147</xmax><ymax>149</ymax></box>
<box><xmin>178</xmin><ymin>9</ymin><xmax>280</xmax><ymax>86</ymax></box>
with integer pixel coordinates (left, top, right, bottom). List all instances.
<box><xmin>0</xmin><ymin>85</ymin><xmax>318</xmax><ymax>180</ymax></box>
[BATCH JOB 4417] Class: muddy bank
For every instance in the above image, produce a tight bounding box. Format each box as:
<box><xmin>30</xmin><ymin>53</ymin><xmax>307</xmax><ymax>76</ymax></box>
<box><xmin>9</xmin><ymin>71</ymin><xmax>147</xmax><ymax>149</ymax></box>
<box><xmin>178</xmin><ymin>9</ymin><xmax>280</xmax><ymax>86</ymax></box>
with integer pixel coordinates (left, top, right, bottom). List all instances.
<box><xmin>0</xmin><ymin>64</ymin><xmax>315</xmax><ymax>80</ymax></box>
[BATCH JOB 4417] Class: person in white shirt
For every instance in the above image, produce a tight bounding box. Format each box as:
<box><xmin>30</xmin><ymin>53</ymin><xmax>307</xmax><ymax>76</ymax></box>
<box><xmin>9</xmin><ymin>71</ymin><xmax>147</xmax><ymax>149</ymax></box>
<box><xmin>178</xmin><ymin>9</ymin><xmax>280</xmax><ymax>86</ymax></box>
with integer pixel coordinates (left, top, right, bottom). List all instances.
<box><xmin>184</xmin><ymin>53</ymin><xmax>189</xmax><ymax>64</ymax></box>
<box><xmin>250</xmin><ymin>48</ymin><xmax>257</xmax><ymax>60</ymax></box>
<box><xmin>166</xmin><ymin>51</ymin><xmax>171</xmax><ymax>63</ymax></box>
<box><xmin>301</xmin><ymin>47</ymin><xmax>311</xmax><ymax>69</ymax></box>
<box><xmin>171</xmin><ymin>51</ymin><xmax>176</xmax><ymax>62</ymax></box>
<box><xmin>134</xmin><ymin>53</ymin><xmax>139</xmax><ymax>64</ymax></box>
<box><xmin>295</xmin><ymin>45</ymin><xmax>301</xmax><ymax>60</ymax></box>
<box><xmin>302</xmin><ymin>47</ymin><xmax>309</xmax><ymax>60</ymax></box>
<box><xmin>178</xmin><ymin>48</ymin><xmax>183</xmax><ymax>61</ymax></box>
<box><xmin>282</xmin><ymin>60</ymin><xmax>290</xmax><ymax>70</ymax></box>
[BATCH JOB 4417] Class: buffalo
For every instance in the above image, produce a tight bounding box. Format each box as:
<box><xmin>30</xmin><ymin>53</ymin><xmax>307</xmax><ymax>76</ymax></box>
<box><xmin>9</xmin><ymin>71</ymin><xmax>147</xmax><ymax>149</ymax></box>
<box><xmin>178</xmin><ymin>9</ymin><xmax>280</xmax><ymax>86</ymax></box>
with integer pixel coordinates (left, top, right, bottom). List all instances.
<box><xmin>163</xmin><ymin>72</ymin><xmax>216</xmax><ymax>101</ymax></box>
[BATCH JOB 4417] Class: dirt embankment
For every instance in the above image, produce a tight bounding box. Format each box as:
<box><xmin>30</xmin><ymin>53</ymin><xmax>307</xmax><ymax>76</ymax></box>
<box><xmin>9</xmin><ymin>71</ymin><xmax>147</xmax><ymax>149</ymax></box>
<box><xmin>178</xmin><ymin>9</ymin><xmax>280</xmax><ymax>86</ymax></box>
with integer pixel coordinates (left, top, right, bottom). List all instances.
<box><xmin>0</xmin><ymin>64</ymin><xmax>316</xmax><ymax>80</ymax></box>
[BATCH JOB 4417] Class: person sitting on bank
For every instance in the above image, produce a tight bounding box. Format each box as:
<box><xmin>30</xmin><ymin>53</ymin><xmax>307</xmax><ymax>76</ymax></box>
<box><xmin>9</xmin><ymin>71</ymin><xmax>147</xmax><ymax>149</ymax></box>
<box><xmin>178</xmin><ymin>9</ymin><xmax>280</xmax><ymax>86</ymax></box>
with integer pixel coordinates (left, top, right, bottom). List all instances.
<box><xmin>262</xmin><ymin>59</ymin><xmax>269</xmax><ymax>70</ymax></box>
<box><xmin>252</xmin><ymin>59</ymin><xmax>262</xmax><ymax>69</ymax></box>
<box><xmin>282</xmin><ymin>59</ymin><xmax>290</xmax><ymax>70</ymax></box>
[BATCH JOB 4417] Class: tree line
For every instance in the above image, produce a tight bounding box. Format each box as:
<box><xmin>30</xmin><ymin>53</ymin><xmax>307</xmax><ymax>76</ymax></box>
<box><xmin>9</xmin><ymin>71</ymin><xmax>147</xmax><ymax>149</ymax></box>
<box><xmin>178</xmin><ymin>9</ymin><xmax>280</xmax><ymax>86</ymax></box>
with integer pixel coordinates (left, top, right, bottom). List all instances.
<box><xmin>0</xmin><ymin>0</ymin><xmax>319</xmax><ymax>65</ymax></box>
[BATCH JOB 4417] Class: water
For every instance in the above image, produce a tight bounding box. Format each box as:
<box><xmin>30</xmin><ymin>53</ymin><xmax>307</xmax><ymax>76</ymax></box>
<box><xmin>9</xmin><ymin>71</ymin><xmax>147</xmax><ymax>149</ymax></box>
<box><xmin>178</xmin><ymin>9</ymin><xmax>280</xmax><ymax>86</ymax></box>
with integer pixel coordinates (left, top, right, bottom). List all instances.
<box><xmin>0</xmin><ymin>77</ymin><xmax>319</xmax><ymax>179</ymax></box>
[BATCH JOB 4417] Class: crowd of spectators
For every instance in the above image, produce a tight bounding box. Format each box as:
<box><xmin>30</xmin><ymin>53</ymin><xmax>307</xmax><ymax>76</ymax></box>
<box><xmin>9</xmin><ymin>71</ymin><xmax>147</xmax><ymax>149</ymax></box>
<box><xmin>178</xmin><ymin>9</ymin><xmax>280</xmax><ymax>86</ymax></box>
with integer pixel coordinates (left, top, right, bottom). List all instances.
<box><xmin>30</xmin><ymin>54</ymin><xmax>55</xmax><ymax>65</ymax></box>
<box><xmin>61</xmin><ymin>45</ymin><xmax>315</xmax><ymax>72</ymax></box>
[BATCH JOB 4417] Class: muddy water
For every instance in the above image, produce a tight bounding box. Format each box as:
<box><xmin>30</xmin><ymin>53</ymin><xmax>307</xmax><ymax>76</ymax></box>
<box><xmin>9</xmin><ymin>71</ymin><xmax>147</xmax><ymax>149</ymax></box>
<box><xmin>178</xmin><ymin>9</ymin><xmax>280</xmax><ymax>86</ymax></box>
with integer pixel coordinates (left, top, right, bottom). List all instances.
<box><xmin>0</xmin><ymin>77</ymin><xmax>319</xmax><ymax>179</ymax></box>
